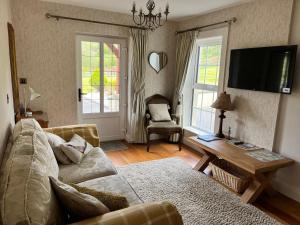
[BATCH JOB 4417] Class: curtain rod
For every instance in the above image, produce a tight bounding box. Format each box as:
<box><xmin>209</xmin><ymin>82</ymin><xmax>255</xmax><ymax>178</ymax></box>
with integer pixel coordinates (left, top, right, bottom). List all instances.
<box><xmin>176</xmin><ymin>17</ymin><xmax>237</xmax><ymax>34</ymax></box>
<box><xmin>45</xmin><ymin>13</ymin><xmax>147</xmax><ymax>30</ymax></box>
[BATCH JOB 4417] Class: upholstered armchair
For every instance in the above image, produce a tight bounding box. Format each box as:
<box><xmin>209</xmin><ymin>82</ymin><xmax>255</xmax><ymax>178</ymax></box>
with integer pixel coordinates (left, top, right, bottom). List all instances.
<box><xmin>145</xmin><ymin>94</ymin><xmax>183</xmax><ymax>152</ymax></box>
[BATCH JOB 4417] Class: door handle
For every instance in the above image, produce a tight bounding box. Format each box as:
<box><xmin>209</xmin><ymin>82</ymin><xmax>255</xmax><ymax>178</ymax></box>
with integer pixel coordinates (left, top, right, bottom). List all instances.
<box><xmin>78</xmin><ymin>88</ymin><xmax>87</xmax><ymax>102</ymax></box>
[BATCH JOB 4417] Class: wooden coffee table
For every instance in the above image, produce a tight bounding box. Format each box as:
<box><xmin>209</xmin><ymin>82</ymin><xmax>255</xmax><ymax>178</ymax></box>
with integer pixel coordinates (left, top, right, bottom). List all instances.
<box><xmin>187</xmin><ymin>136</ymin><xmax>294</xmax><ymax>204</ymax></box>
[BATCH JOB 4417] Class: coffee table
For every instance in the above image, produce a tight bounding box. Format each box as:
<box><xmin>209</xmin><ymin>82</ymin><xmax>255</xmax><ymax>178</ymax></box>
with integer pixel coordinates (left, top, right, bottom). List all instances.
<box><xmin>187</xmin><ymin>136</ymin><xmax>294</xmax><ymax>203</ymax></box>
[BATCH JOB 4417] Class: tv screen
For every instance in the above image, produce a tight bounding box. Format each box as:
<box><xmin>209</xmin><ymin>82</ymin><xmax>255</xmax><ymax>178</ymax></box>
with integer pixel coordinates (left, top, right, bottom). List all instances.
<box><xmin>228</xmin><ymin>45</ymin><xmax>297</xmax><ymax>94</ymax></box>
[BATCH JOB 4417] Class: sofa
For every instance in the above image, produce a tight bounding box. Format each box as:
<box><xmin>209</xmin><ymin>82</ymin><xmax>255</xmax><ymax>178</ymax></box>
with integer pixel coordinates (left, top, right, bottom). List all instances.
<box><xmin>0</xmin><ymin>119</ymin><xmax>183</xmax><ymax>225</ymax></box>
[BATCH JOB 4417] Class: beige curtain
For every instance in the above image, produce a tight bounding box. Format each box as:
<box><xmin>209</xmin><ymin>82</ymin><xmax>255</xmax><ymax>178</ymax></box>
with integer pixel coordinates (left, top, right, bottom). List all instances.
<box><xmin>172</xmin><ymin>31</ymin><xmax>197</xmax><ymax>111</ymax></box>
<box><xmin>129</xmin><ymin>29</ymin><xmax>148</xmax><ymax>143</ymax></box>
<box><xmin>170</xmin><ymin>31</ymin><xmax>196</xmax><ymax>142</ymax></box>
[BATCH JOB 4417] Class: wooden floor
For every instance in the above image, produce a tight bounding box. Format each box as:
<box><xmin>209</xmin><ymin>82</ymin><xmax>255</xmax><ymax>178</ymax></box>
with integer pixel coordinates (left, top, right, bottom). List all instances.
<box><xmin>106</xmin><ymin>141</ymin><xmax>300</xmax><ymax>225</ymax></box>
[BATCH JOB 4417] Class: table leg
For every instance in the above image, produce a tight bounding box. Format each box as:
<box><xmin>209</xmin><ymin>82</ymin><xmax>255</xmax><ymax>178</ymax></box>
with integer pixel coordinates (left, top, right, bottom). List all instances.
<box><xmin>193</xmin><ymin>150</ymin><xmax>216</xmax><ymax>172</ymax></box>
<box><xmin>241</xmin><ymin>172</ymin><xmax>275</xmax><ymax>204</ymax></box>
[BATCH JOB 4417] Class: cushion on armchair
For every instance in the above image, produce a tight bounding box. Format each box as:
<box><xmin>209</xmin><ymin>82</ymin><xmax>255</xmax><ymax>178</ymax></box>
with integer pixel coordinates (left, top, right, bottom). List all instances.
<box><xmin>148</xmin><ymin>104</ymin><xmax>171</xmax><ymax>121</ymax></box>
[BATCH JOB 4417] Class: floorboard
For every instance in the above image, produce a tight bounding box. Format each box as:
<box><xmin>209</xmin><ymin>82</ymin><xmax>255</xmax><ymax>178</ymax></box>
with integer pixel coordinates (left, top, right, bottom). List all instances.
<box><xmin>105</xmin><ymin>141</ymin><xmax>300</xmax><ymax>225</ymax></box>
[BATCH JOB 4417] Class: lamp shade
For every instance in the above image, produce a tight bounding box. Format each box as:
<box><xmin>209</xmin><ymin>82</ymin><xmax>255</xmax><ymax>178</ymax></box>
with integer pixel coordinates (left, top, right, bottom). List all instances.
<box><xmin>29</xmin><ymin>87</ymin><xmax>41</xmax><ymax>101</ymax></box>
<box><xmin>211</xmin><ymin>92</ymin><xmax>234</xmax><ymax>111</ymax></box>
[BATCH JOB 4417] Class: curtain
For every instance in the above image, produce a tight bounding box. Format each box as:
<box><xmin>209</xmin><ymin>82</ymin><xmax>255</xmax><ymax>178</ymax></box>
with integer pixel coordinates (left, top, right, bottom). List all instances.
<box><xmin>172</xmin><ymin>31</ymin><xmax>197</xmax><ymax>112</ymax></box>
<box><xmin>129</xmin><ymin>29</ymin><xmax>148</xmax><ymax>143</ymax></box>
<box><xmin>170</xmin><ymin>31</ymin><xmax>197</xmax><ymax>142</ymax></box>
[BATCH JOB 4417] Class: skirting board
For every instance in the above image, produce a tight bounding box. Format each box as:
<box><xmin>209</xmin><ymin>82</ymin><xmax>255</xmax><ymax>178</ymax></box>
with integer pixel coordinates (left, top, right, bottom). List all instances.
<box><xmin>273</xmin><ymin>178</ymin><xmax>300</xmax><ymax>203</ymax></box>
<box><xmin>100</xmin><ymin>135</ymin><xmax>124</xmax><ymax>142</ymax></box>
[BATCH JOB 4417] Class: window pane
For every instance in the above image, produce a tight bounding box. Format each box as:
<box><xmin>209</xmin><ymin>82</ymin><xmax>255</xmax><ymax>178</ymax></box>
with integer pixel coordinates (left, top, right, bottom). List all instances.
<box><xmin>81</xmin><ymin>41</ymin><xmax>101</xmax><ymax>114</ymax></box>
<box><xmin>103</xmin><ymin>43</ymin><xmax>120</xmax><ymax>113</ymax></box>
<box><xmin>207</xmin><ymin>45</ymin><xmax>221</xmax><ymax>65</ymax></box>
<box><xmin>197</xmin><ymin>66</ymin><xmax>206</xmax><ymax>84</ymax></box>
<box><xmin>192</xmin><ymin>89</ymin><xmax>217</xmax><ymax>133</ymax></box>
<box><xmin>191</xmin><ymin>38</ymin><xmax>222</xmax><ymax>133</ymax></box>
<box><xmin>205</xmin><ymin>66</ymin><xmax>219</xmax><ymax>85</ymax></box>
<box><xmin>199</xmin><ymin>47</ymin><xmax>207</xmax><ymax>65</ymax></box>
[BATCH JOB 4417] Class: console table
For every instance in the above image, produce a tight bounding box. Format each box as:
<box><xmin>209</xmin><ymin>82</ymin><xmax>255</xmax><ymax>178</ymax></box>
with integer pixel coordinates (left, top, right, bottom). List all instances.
<box><xmin>187</xmin><ymin>136</ymin><xmax>294</xmax><ymax>204</ymax></box>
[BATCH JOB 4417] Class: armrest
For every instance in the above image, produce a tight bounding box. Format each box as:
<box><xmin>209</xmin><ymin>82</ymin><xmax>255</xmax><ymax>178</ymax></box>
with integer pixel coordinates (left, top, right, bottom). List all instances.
<box><xmin>69</xmin><ymin>201</ymin><xmax>183</xmax><ymax>225</ymax></box>
<box><xmin>44</xmin><ymin>124</ymin><xmax>100</xmax><ymax>147</ymax></box>
<box><xmin>145</xmin><ymin>113</ymin><xmax>151</xmax><ymax>126</ymax></box>
<box><xmin>171</xmin><ymin>114</ymin><xmax>180</xmax><ymax>125</ymax></box>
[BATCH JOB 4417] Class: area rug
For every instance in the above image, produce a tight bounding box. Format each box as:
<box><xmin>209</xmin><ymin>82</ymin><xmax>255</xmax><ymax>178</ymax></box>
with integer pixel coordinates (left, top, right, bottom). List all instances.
<box><xmin>100</xmin><ymin>141</ymin><xmax>128</xmax><ymax>152</ymax></box>
<box><xmin>117</xmin><ymin>158</ymin><xmax>280</xmax><ymax>225</ymax></box>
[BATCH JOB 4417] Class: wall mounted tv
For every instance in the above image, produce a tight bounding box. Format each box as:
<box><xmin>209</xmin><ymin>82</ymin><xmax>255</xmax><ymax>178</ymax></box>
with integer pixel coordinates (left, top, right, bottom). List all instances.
<box><xmin>228</xmin><ymin>45</ymin><xmax>297</xmax><ymax>94</ymax></box>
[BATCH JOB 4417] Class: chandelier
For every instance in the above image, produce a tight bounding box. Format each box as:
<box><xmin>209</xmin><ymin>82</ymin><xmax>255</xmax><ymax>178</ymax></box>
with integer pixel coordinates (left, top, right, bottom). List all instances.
<box><xmin>131</xmin><ymin>0</ymin><xmax>170</xmax><ymax>31</ymax></box>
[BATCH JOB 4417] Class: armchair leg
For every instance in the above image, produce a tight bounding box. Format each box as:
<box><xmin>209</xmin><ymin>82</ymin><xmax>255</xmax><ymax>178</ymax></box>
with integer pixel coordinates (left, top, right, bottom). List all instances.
<box><xmin>179</xmin><ymin>131</ymin><xmax>183</xmax><ymax>151</ymax></box>
<box><xmin>147</xmin><ymin>132</ymin><xmax>151</xmax><ymax>152</ymax></box>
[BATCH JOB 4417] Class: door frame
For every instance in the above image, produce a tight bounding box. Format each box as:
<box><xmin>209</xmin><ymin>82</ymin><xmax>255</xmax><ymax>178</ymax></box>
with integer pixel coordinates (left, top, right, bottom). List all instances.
<box><xmin>75</xmin><ymin>34</ymin><xmax>128</xmax><ymax>139</ymax></box>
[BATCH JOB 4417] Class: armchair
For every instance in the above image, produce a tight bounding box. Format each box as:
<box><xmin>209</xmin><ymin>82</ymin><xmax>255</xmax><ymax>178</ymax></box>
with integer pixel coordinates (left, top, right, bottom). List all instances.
<box><xmin>145</xmin><ymin>94</ymin><xmax>183</xmax><ymax>152</ymax></box>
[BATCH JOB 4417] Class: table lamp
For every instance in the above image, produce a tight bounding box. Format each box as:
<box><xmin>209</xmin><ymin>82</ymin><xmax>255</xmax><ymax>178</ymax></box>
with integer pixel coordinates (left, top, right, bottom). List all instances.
<box><xmin>211</xmin><ymin>92</ymin><xmax>234</xmax><ymax>138</ymax></box>
<box><xmin>25</xmin><ymin>87</ymin><xmax>41</xmax><ymax>116</ymax></box>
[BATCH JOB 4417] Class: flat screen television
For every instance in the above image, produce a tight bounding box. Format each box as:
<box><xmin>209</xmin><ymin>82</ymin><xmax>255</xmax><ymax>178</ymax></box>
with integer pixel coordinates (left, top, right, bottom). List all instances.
<box><xmin>228</xmin><ymin>45</ymin><xmax>297</xmax><ymax>94</ymax></box>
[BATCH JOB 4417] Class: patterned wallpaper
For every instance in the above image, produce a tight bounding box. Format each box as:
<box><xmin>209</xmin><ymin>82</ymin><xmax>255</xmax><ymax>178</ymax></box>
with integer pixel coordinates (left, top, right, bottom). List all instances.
<box><xmin>178</xmin><ymin>0</ymin><xmax>294</xmax><ymax>150</ymax></box>
<box><xmin>11</xmin><ymin>0</ymin><xmax>294</xmax><ymax>149</ymax></box>
<box><xmin>11</xmin><ymin>0</ymin><xmax>177</xmax><ymax>127</ymax></box>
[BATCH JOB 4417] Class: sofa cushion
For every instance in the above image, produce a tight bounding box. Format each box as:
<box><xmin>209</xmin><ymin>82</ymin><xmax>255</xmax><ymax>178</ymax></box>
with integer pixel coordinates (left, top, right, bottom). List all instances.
<box><xmin>50</xmin><ymin>177</ymin><xmax>109</xmax><ymax>222</ymax></box>
<box><xmin>78</xmin><ymin>175</ymin><xmax>142</xmax><ymax>206</ymax></box>
<box><xmin>12</xmin><ymin>118</ymin><xmax>43</xmax><ymax>141</ymax></box>
<box><xmin>60</xmin><ymin>134</ymin><xmax>93</xmax><ymax>164</ymax></box>
<box><xmin>70</xmin><ymin>183</ymin><xmax>129</xmax><ymax>211</ymax></box>
<box><xmin>0</xmin><ymin>130</ymin><xmax>64</xmax><ymax>225</ymax></box>
<box><xmin>46</xmin><ymin>132</ymin><xmax>72</xmax><ymax>165</ymax></box>
<box><xmin>59</xmin><ymin>147</ymin><xmax>117</xmax><ymax>183</ymax></box>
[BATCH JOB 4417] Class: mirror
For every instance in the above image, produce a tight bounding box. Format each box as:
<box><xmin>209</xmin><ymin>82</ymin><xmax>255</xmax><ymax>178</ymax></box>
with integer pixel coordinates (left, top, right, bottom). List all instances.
<box><xmin>148</xmin><ymin>52</ymin><xmax>168</xmax><ymax>73</ymax></box>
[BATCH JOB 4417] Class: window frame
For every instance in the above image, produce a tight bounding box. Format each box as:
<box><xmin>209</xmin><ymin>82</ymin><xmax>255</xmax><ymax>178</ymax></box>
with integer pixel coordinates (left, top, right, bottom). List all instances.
<box><xmin>191</xmin><ymin>38</ymin><xmax>223</xmax><ymax>133</ymax></box>
<box><xmin>182</xmin><ymin>27</ymin><xmax>229</xmax><ymax>134</ymax></box>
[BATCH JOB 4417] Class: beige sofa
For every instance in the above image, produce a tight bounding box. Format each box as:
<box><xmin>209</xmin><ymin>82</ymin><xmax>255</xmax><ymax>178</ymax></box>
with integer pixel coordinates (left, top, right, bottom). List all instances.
<box><xmin>0</xmin><ymin>119</ymin><xmax>183</xmax><ymax>225</ymax></box>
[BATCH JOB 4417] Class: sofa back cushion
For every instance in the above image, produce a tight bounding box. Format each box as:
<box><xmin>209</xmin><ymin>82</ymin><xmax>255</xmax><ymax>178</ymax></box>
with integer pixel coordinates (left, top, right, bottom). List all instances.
<box><xmin>12</xmin><ymin>118</ymin><xmax>43</xmax><ymax>141</ymax></box>
<box><xmin>0</xmin><ymin>120</ymin><xmax>64</xmax><ymax>225</ymax></box>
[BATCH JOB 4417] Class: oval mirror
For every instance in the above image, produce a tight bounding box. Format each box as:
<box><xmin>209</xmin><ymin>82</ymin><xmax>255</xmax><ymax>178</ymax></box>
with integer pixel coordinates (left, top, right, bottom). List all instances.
<box><xmin>148</xmin><ymin>52</ymin><xmax>168</xmax><ymax>73</ymax></box>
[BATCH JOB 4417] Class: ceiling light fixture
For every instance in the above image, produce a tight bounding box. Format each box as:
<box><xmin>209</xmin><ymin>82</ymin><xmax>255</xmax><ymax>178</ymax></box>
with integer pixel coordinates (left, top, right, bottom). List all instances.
<box><xmin>131</xmin><ymin>0</ymin><xmax>170</xmax><ymax>31</ymax></box>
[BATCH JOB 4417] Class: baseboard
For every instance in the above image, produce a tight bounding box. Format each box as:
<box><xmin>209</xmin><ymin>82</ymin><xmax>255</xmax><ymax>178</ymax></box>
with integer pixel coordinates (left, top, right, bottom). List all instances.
<box><xmin>100</xmin><ymin>135</ymin><xmax>124</xmax><ymax>142</ymax></box>
<box><xmin>273</xmin><ymin>178</ymin><xmax>300</xmax><ymax>203</ymax></box>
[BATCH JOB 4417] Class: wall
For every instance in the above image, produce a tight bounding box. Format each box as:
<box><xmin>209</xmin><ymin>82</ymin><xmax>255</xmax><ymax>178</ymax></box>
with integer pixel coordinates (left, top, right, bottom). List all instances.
<box><xmin>0</xmin><ymin>0</ymin><xmax>15</xmax><ymax>164</ymax></box>
<box><xmin>178</xmin><ymin>0</ymin><xmax>294</xmax><ymax>150</ymax></box>
<box><xmin>273</xmin><ymin>0</ymin><xmax>300</xmax><ymax>202</ymax></box>
<box><xmin>11</xmin><ymin>0</ymin><xmax>176</xmax><ymax>127</ymax></box>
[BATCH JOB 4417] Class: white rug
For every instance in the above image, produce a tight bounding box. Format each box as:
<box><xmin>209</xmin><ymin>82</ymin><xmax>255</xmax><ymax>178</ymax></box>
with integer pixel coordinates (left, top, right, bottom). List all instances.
<box><xmin>118</xmin><ymin>157</ymin><xmax>280</xmax><ymax>225</ymax></box>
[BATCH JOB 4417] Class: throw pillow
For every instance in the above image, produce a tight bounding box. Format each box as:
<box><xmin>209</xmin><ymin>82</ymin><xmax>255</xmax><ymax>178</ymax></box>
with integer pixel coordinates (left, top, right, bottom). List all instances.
<box><xmin>70</xmin><ymin>184</ymin><xmax>129</xmax><ymax>211</ymax></box>
<box><xmin>49</xmin><ymin>177</ymin><xmax>109</xmax><ymax>223</ymax></box>
<box><xmin>148</xmin><ymin>104</ymin><xmax>171</xmax><ymax>121</ymax></box>
<box><xmin>45</xmin><ymin>132</ymin><xmax>72</xmax><ymax>165</ymax></box>
<box><xmin>60</xmin><ymin>134</ymin><xmax>93</xmax><ymax>164</ymax></box>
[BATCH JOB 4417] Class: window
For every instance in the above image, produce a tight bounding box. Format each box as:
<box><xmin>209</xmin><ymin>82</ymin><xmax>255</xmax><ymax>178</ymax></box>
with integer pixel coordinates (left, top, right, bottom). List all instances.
<box><xmin>191</xmin><ymin>37</ymin><xmax>223</xmax><ymax>133</ymax></box>
<box><xmin>80</xmin><ymin>40</ymin><xmax>121</xmax><ymax>114</ymax></box>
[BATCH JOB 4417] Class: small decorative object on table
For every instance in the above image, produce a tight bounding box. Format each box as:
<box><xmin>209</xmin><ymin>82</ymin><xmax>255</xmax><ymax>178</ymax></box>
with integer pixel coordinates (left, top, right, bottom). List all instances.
<box><xmin>211</xmin><ymin>92</ymin><xmax>234</xmax><ymax>138</ymax></box>
<box><xmin>197</xmin><ymin>134</ymin><xmax>221</xmax><ymax>142</ymax></box>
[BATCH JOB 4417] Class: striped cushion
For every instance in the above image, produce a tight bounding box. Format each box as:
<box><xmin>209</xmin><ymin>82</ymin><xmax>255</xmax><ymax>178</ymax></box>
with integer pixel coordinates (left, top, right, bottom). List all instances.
<box><xmin>69</xmin><ymin>201</ymin><xmax>183</xmax><ymax>225</ymax></box>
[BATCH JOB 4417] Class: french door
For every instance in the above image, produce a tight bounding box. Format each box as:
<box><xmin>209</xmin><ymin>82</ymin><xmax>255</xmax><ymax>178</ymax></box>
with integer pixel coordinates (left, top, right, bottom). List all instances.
<box><xmin>76</xmin><ymin>35</ymin><xmax>127</xmax><ymax>141</ymax></box>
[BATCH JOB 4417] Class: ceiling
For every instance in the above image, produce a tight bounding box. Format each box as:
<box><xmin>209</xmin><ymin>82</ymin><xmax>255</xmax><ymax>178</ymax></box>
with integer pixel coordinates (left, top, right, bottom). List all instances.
<box><xmin>42</xmin><ymin>0</ymin><xmax>251</xmax><ymax>21</ymax></box>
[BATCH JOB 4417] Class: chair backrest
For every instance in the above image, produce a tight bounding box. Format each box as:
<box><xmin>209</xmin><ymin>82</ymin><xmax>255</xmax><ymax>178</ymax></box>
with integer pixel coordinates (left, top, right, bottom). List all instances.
<box><xmin>145</xmin><ymin>94</ymin><xmax>172</xmax><ymax>116</ymax></box>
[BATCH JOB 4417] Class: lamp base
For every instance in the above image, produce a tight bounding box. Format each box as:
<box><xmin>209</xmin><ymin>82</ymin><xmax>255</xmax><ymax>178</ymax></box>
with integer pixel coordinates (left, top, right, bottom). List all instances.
<box><xmin>215</xmin><ymin>110</ymin><xmax>226</xmax><ymax>139</ymax></box>
<box><xmin>215</xmin><ymin>133</ymin><xmax>225</xmax><ymax>139</ymax></box>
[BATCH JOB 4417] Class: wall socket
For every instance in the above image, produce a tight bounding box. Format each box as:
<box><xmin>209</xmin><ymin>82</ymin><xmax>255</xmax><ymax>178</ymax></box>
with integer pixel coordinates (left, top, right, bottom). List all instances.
<box><xmin>20</xmin><ymin>78</ymin><xmax>27</xmax><ymax>84</ymax></box>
